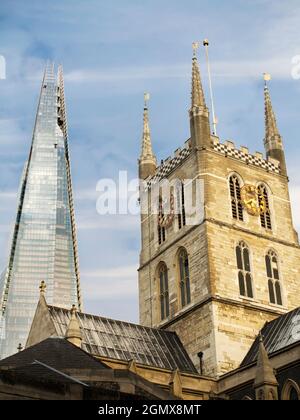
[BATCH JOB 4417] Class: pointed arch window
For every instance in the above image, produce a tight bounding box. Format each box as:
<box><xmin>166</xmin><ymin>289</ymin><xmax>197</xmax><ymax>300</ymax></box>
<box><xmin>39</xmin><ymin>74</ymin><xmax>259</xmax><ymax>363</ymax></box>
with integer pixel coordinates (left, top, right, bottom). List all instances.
<box><xmin>158</xmin><ymin>263</ymin><xmax>169</xmax><ymax>320</ymax></box>
<box><xmin>289</xmin><ymin>387</ymin><xmax>299</xmax><ymax>401</ymax></box>
<box><xmin>236</xmin><ymin>241</ymin><xmax>253</xmax><ymax>298</ymax></box>
<box><xmin>282</xmin><ymin>379</ymin><xmax>300</xmax><ymax>400</ymax></box>
<box><xmin>229</xmin><ymin>175</ymin><xmax>243</xmax><ymax>221</ymax></box>
<box><xmin>158</xmin><ymin>196</ymin><xmax>166</xmax><ymax>245</ymax></box>
<box><xmin>258</xmin><ymin>184</ymin><xmax>272</xmax><ymax>230</ymax></box>
<box><xmin>265</xmin><ymin>250</ymin><xmax>282</xmax><ymax>305</ymax></box>
<box><xmin>177</xmin><ymin>182</ymin><xmax>186</xmax><ymax>230</ymax></box>
<box><xmin>178</xmin><ymin>249</ymin><xmax>191</xmax><ymax>307</ymax></box>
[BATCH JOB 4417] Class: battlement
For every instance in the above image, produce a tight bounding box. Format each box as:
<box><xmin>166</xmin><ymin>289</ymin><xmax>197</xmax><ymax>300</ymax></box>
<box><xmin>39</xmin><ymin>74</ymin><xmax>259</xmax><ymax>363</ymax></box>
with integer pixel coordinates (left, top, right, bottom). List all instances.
<box><xmin>147</xmin><ymin>139</ymin><xmax>192</xmax><ymax>186</ymax></box>
<box><xmin>212</xmin><ymin>137</ymin><xmax>281</xmax><ymax>174</ymax></box>
<box><xmin>146</xmin><ymin>135</ymin><xmax>281</xmax><ymax>190</ymax></box>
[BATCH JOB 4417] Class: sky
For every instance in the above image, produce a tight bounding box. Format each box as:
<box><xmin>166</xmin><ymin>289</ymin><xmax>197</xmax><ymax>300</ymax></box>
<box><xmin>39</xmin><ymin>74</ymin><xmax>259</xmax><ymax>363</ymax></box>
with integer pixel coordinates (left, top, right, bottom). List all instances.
<box><xmin>0</xmin><ymin>0</ymin><xmax>299</xmax><ymax>323</ymax></box>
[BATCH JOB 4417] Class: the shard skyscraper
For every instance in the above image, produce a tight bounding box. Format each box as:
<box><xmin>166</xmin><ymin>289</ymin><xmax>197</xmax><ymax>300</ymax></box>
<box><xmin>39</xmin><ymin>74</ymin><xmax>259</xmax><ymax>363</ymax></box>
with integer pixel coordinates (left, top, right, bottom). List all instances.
<box><xmin>0</xmin><ymin>63</ymin><xmax>82</xmax><ymax>359</ymax></box>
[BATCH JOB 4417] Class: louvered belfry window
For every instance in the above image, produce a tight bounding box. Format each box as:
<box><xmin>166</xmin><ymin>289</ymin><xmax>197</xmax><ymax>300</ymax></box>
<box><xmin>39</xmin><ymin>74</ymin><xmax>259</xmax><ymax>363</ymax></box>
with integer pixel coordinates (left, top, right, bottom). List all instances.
<box><xmin>265</xmin><ymin>250</ymin><xmax>282</xmax><ymax>305</ymax></box>
<box><xmin>258</xmin><ymin>184</ymin><xmax>272</xmax><ymax>230</ymax></box>
<box><xmin>159</xmin><ymin>263</ymin><xmax>169</xmax><ymax>320</ymax></box>
<box><xmin>230</xmin><ymin>175</ymin><xmax>244</xmax><ymax>221</ymax></box>
<box><xmin>178</xmin><ymin>249</ymin><xmax>191</xmax><ymax>307</ymax></box>
<box><xmin>236</xmin><ymin>241</ymin><xmax>253</xmax><ymax>298</ymax></box>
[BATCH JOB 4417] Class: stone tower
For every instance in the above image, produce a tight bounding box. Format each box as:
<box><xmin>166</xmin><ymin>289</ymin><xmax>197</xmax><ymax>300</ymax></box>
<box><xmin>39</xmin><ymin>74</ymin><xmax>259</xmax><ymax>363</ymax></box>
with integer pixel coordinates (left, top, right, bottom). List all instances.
<box><xmin>138</xmin><ymin>48</ymin><xmax>300</xmax><ymax>377</ymax></box>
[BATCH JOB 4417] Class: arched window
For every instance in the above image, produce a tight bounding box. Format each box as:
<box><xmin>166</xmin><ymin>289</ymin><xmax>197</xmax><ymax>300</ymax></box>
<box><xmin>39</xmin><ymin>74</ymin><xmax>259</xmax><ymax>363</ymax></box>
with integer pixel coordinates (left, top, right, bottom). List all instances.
<box><xmin>258</xmin><ymin>184</ymin><xmax>272</xmax><ymax>230</ymax></box>
<box><xmin>281</xmin><ymin>379</ymin><xmax>300</xmax><ymax>400</ymax></box>
<box><xmin>236</xmin><ymin>241</ymin><xmax>253</xmax><ymax>298</ymax></box>
<box><xmin>289</xmin><ymin>387</ymin><xmax>299</xmax><ymax>401</ymax></box>
<box><xmin>229</xmin><ymin>175</ymin><xmax>243</xmax><ymax>221</ymax></box>
<box><xmin>158</xmin><ymin>263</ymin><xmax>169</xmax><ymax>320</ymax></box>
<box><xmin>257</xmin><ymin>389</ymin><xmax>264</xmax><ymax>400</ymax></box>
<box><xmin>177</xmin><ymin>182</ymin><xmax>186</xmax><ymax>230</ymax></box>
<box><xmin>158</xmin><ymin>197</ymin><xmax>166</xmax><ymax>245</ymax></box>
<box><xmin>265</xmin><ymin>250</ymin><xmax>282</xmax><ymax>305</ymax></box>
<box><xmin>178</xmin><ymin>249</ymin><xmax>191</xmax><ymax>307</ymax></box>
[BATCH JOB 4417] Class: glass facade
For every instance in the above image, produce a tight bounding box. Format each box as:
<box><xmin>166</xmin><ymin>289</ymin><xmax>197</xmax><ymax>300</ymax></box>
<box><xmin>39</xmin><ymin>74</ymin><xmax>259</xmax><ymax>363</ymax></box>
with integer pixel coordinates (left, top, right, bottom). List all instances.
<box><xmin>0</xmin><ymin>63</ymin><xmax>82</xmax><ymax>359</ymax></box>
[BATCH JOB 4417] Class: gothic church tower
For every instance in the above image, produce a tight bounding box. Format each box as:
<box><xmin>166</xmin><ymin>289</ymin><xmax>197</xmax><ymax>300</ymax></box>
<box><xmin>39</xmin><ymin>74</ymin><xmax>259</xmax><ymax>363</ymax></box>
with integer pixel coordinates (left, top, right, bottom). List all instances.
<box><xmin>138</xmin><ymin>47</ymin><xmax>300</xmax><ymax>377</ymax></box>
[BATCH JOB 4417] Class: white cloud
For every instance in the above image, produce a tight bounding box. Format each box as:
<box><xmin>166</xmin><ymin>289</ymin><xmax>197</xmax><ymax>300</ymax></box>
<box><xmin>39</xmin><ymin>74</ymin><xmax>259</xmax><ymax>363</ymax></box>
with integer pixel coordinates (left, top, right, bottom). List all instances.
<box><xmin>81</xmin><ymin>264</ymin><xmax>138</xmax><ymax>300</ymax></box>
<box><xmin>64</xmin><ymin>65</ymin><xmax>187</xmax><ymax>83</ymax></box>
<box><xmin>0</xmin><ymin>191</ymin><xmax>16</xmax><ymax>200</ymax></box>
<box><xmin>0</xmin><ymin>225</ymin><xmax>10</xmax><ymax>233</ymax></box>
<box><xmin>63</xmin><ymin>56</ymin><xmax>295</xmax><ymax>86</ymax></box>
<box><xmin>83</xmin><ymin>264</ymin><xmax>137</xmax><ymax>279</ymax></box>
<box><xmin>0</xmin><ymin>119</ymin><xmax>25</xmax><ymax>145</ymax></box>
<box><xmin>77</xmin><ymin>214</ymin><xmax>139</xmax><ymax>231</ymax></box>
<box><xmin>74</xmin><ymin>188</ymin><xmax>97</xmax><ymax>201</ymax></box>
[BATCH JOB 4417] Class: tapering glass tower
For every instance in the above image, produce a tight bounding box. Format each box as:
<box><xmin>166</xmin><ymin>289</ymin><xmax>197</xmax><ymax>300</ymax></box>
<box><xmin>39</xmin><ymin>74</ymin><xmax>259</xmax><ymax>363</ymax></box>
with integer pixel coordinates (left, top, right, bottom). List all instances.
<box><xmin>0</xmin><ymin>63</ymin><xmax>82</xmax><ymax>359</ymax></box>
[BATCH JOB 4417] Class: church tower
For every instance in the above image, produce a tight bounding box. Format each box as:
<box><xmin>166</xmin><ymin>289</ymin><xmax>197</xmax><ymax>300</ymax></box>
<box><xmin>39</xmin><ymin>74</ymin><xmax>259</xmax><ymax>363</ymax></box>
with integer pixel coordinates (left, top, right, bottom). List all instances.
<box><xmin>138</xmin><ymin>46</ymin><xmax>300</xmax><ymax>377</ymax></box>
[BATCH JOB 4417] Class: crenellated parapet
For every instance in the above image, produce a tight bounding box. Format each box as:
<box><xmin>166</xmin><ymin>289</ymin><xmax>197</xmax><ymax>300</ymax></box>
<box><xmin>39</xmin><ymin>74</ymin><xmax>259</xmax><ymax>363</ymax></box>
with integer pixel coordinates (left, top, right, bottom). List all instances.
<box><xmin>212</xmin><ymin>137</ymin><xmax>281</xmax><ymax>174</ymax></box>
<box><xmin>146</xmin><ymin>139</ymin><xmax>192</xmax><ymax>187</ymax></box>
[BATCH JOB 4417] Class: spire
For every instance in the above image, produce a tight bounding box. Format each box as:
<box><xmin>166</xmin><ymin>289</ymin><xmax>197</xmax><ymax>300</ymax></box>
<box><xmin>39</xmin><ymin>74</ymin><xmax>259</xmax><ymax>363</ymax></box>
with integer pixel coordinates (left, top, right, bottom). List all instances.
<box><xmin>127</xmin><ymin>359</ymin><xmax>138</xmax><ymax>375</ymax></box>
<box><xmin>38</xmin><ymin>281</ymin><xmax>47</xmax><ymax>308</ymax></box>
<box><xmin>191</xmin><ymin>42</ymin><xmax>207</xmax><ymax>110</ymax></box>
<box><xmin>141</xmin><ymin>93</ymin><xmax>155</xmax><ymax>159</ymax></box>
<box><xmin>263</xmin><ymin>74</ymin><xmax>287</xmax><ymax>176</ymax></box>
<box><xmin>189</xmin><ymin>43</ymin><xmax>211</xmax><ymax>150</ymax></box>
<box><xmin>264</xmin><ymin>74</ymin><xmax>280</xmax><ymax>140</ymax></box>
<box><xmin>139</xmin><ymin>93</ymin><xmax>157</xmax><ymax>180</ymax></box>
<box><xmin>254</xmin><ymin>333</ymin><xmax>278</xmax><ymax>400</ymax></box>
<box><xmin>65</xmin><ymin>305</ymin><xmax>82</xmax><ymax>348</ymax></box>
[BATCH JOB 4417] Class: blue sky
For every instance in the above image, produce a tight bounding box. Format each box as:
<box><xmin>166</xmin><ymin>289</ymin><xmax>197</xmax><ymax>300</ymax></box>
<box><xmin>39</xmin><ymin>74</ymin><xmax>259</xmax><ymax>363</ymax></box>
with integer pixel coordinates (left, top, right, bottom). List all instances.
<box><xmin>0</xmin><ymin>0</ymin><xmax>299</xmax><ymax>322</ymax></box>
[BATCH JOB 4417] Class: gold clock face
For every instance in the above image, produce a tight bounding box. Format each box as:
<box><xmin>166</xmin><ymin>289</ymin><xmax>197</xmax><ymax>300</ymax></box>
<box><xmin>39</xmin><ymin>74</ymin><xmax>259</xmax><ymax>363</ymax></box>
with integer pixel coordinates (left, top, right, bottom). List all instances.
<box><xmin>241</xmin><ymin>184</ymin><xmax>266</xmax><ymax>216</ymax></box>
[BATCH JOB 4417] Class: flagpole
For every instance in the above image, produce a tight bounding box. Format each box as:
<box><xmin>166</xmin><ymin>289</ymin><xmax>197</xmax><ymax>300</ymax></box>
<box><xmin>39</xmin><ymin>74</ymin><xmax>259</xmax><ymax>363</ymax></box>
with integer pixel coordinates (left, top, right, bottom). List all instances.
<box><xmin>203</xmin><ymin>39</ymin><xmax>218</xmax><ymax>136</ymax></box>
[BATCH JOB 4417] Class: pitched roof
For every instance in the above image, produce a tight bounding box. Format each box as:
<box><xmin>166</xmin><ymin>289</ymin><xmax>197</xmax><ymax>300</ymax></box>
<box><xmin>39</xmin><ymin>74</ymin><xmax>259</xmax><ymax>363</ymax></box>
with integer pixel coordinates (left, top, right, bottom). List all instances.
<box><xmin>48</xmin><ymin>305</ymin><xmax>198</xmax><ymax>374</ymax></box>
<box><xmin>241</xmin><ymin>307</ymin><xmax>300</xmax><ymax>367</ymax></box>
<box><xmin>0</xmin><ymin>337</ymin><xmax>108</xmax><ymax>371</ymax></box>
<box><xmin>1</xmin><ymin>362</ymin><xmax>86</xmax><ymax>386</ymax></box>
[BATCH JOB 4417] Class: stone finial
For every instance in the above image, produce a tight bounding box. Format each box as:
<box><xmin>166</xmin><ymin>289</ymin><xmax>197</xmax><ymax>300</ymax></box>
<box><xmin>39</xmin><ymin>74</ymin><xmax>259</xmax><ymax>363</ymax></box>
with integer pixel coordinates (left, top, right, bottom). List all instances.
<box><xmin>169</xmin><ymin>369</ymin><xmax>183</xmax><ymax>398</ymax></box>
<box><xmin>17</xmin><ymin>343</ymin><xmax>23</xmax><ymax>353</ymax></box>
<box><xmin>65</xmin><ymin>304</ymin><xmax>82</xmax><ymax>348</ymax></box>
<box><xmin>127</xmin><ymin>359</ymin><xmax>138</xmax><ymax>375</ymax></box>
<box><xmin>39</xmin><ymin>280</ymin><xmax>46</xmax><ymax>295</ymax></box>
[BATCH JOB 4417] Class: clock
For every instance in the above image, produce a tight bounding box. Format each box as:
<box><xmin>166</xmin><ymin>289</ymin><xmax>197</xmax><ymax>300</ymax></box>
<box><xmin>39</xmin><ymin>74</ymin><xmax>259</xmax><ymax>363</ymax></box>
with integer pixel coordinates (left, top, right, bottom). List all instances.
<box><xmin>241</xmin><ymin>184</ymin><xmax>266</xmax><ymax>216</ymax></box>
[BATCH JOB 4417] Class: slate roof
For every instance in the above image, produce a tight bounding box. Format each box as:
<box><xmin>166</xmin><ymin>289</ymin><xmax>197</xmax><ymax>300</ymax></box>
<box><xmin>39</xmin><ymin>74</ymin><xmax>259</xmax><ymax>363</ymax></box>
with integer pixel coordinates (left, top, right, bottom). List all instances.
<box><xmin>48</xmin><ymin>305</ymin><xmax>198</xmax><ymax>374</ymax></box>
<box><xmin>0</xmin><ymin>337</ymin><xmax>108</xmax><ymax>371</ymax></box>
<box><xmin>1</xmin><ymin>362</ymin><xmax>85</xmax><ymax>386</ymax></box>
<box><xmin>241</xmin><ymin>307</ymin><xmax>300</xmax><ymax>366</ymax></box>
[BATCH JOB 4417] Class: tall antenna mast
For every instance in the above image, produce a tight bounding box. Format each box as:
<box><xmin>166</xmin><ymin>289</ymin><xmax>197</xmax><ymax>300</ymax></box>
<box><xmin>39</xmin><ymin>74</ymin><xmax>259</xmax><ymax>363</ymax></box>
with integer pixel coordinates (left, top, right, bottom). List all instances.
<box><xmin>203</xmin><ymin>39</ymin><xmax>218</xmax><ymax>136</ymax></box>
